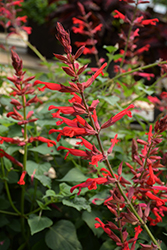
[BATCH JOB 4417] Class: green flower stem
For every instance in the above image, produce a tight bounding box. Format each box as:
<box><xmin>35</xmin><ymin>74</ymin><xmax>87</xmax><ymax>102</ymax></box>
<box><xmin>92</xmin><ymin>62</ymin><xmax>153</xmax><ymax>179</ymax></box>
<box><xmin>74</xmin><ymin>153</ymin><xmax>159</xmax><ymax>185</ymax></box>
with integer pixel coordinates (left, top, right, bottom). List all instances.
<box><xmin>25</xmin><ymin>201</ymin><xmax>51</xmax><ymax>216</ymax></box>
<box><xmin>0</xmin><ymin>210</ymin><xmax>19</xmax><ymax>216</ymax></box>
<box><xmin>20</xmin><ymin>95</ymin><xmax>28</xmax><ymax>241</ymax></box>
<box><xmin>81</xmin><ymin>91</ymin><xmax>161</xmax><ymax>250</ymax></box>
<box><xmin>107</xmin><ymin>60</ymin><xmax>167</xmax><ymax>87</ymax></box>
<box><xmin>1</xmin><ymin>158</ymin><xmax>21</xmax><ymax>215</ymax></box>
<box><xmin>23</xmin><ymin>39</ymin><xmax>47</xmax><ymax>64</ymax></box>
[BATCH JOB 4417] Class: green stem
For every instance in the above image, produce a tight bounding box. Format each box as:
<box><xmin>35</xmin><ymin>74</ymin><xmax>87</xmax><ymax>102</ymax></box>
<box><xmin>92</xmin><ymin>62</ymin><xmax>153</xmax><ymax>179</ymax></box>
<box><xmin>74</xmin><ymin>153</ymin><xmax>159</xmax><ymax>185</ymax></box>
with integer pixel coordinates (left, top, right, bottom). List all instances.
<box><xmin>20</xmin><ymin>95</ymin><xmax>28</xmax><ymax>241</ymax></box>
<box><xmin>0</xmin><ymin>210</ymin><xmax>19</xmax><ymax>216</ymax></box>
<box><xmin>1</xmin><ymin>158</ymin><xmax>21</xmax><ymax>215</ymax></box>
<box><xmin>107</xmin><ymin>60</ymin><xmax>167</xmax><ymax>88</ymax></box>
<box><xmin>23</xmin><ymin>39</ymin><xmax>47</xmax><ymax>64</ymax></box>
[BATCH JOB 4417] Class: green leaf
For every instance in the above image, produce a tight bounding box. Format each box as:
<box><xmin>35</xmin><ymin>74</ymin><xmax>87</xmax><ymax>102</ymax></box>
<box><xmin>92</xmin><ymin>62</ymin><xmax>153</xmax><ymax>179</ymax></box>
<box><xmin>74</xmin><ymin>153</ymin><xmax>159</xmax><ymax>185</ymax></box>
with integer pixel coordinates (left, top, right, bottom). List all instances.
<box><xmin>0</xmin><ymin>125</ymin><xmax>8</xmax><ymax>134</ymax></box>
<box><xmin>97</xmin><ymin>95</ymin><xmax>120</xmax><ymax>106</ymax></box>
<box><xmin>45</xmin><ymin>220</ymin><xmax>82</xmax><ymax>250</ymax></box>
<box><xmin>43</xmin><ymin>189</ymin><xmax>57</xmax><ymax>199</ymax></box>
<box><xmin>0</xmin><ymin>215</ymin><xmax>9</xmax><ymax>227</ymax></box>
<box><xmin>29</xmin><ymin>144</ymin><xmax>58</xmax><ymax>155</ymax></box>
<box><xmin>37</xmin><ymin>119</ymin><xmax>57</xmax><ymax>127</ymax></box>
<box><xmin>8</xmin><ymin>219</ymin><xmax>21</xmax><ymax>232</ymax></box>
<box><xmin>99</xmin><ymin>239</ymin><xmax>118</xmax><ymax>250</ymax></box>
<box><xmin>63</xmin><ymin>196</ymin><xmax>91</xmax><ymax>212</ymax></box>
<box><xmin>0</xmin><ymin>198</ymin><xmax>10</xmax><ymax>210</ymax></box>
<box><xmin>82</xmin><ymin>210</ymin><xmax>103</xmax><ymax>237</ymax></box>
<box><xmin>57</xmin><ymin>168</ymin><xmax>87</xmax><ymax>184</ymax></box>
<box><xmin>103</xmin><ymin>45</ymin><xmax>118</xmax><ymax>53</ymax></box>
<box><xmin>3</xmin><ymin>158</ymin><xmax>12</xmax><ymax>171</ymax></box>
<box><xmin>138</xmin><ymin>86</ymin><xmax>154</xmax><ymax>95</ymax></box>
<box><xmin>26</xmin><ymin>160</ymin><xmax>51</xmax><ymax>188</ymax></box>
<box><xmin>28</xmin><ymin>215</ymin><xmax>53</xmax><ymax>235</ymax></box>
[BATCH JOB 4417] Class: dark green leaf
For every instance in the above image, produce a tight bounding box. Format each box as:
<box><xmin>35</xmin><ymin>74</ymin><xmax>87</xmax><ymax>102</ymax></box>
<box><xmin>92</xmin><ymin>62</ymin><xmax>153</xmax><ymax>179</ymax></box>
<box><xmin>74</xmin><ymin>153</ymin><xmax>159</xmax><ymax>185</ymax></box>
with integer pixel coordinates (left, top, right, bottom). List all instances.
<box><xmin>82</xmin><ymin>210</ymin><xmax>103</xmax><ymax>237</ymax></box>
<box><xmin>57</xmin><ymin>168</ymin><xmax>87</xmax><ymax>184</ymax></box>
<box><xmin>29</xmin><ymin>144</ymin><xmax>58</xmax><ymax>155</ymax></box>
<box><xmin>99</xmin><ymin>239</ymin><xmax>118</xmax><ymax>250</ymax></box>
<box><xmin>45</xmin><ymin>220</ymin><xmax>82</xmax><ymax>250</ymax></box>
<box><xmin>26</xmin><ymin>160</ymin><xmax>51</xmax><ymax>188</ymax></box>
<box><xmin>63</xmin><ymin>196</ymin><xmax>91</xmax><ymax>212</ymax></box>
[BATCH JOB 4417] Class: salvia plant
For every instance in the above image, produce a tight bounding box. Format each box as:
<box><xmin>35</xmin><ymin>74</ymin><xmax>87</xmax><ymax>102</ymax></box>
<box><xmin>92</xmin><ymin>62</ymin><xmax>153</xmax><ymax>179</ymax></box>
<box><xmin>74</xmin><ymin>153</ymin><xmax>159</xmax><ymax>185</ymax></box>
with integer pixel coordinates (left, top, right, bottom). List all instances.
<box><xmin>1</xmin><ymin>0</ymin><xmax>167</xmax><ymax>250</ymax></box>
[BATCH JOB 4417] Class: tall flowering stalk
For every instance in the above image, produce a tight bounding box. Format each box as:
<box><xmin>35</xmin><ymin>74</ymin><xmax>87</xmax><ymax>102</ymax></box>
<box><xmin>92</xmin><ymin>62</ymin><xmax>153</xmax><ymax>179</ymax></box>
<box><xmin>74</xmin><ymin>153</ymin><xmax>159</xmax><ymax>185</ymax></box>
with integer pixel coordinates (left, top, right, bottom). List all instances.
<box><xmin>34</xmin><ymin>22</ymin><xmax>166</xmax><ymax>249</ymax></box>
<box><xmin>72</xmin><ymin>2</ymin><xmax>103</xmax><ymax>68</ymax></box>
<box><xmin>0</xmin><ymin>50</ymin><xmax>56</xmax><ymax>241</ymax></box>
<box><xmin>112</xmin><ymin>0</ymin><xmax>159</xmax><ymax>80</ymax></box>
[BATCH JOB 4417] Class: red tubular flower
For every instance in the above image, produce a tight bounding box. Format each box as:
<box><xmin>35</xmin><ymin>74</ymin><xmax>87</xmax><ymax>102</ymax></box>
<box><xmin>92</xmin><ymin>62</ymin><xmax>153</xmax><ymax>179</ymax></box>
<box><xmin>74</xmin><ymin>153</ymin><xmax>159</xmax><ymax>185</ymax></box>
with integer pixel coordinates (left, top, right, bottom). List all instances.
<box><xmin>107</xmin><ymin>134</ymin><xmax>119</xmax><ymax>154</ymax></box>
<box><xmin>83</xmin><ymin>63</ymin><xmax>107</xmax><ymax>89</ymax></box>
<box><xmin>29</xmin><ymin>136</ymin><xmax>56</xmax><ymax>147</ymax></box>
<box><xmin>95</xmin><ymin>218</ymin><xmax>121</xmax><ymax>243</ymax></box>
<box><xmin>101</xmin><ymin>104</ymin><xmax>134</xmax><ymax>129</ymax></box>
<box><xmin>0</xmin><ymin>136</ymin><xmax>25</xmax><ymax>146</ymax></box>
<box><xmin>141</xmin><ymin>18</ymin><xmax>159</xmax><ymax>26</ymax></box>
<box><xmin>147</xmin><ymin>164</ymin><xmax>155</xmax><ymax>186</ymax></box>
<box><xmin>57</xmin><ymin>146</ymin><xmax>88</xmax><ymax>160</ymax></box>
<box><xmin>70</xmin><ymin>177</ymin><xmax>109</xmax><ymax>195</ymax></box>
<box><xmin>114</xmin><ymin>10</ymin><xmax>130</xmax><ymax>23</ymax></box>
<box><xmin>89</xmin><ymin>154</ymin><xmax>104</xmax><ymax>167</ymax></box>
<box><xmin>0</xmin><ymin>149</ymin><xmax>23</xmax><ymax>168</ymax></box>
<box><xmin>17</xmin><ymin>170</ymin><xmax>26</xmax><ymax>185</ymax></box>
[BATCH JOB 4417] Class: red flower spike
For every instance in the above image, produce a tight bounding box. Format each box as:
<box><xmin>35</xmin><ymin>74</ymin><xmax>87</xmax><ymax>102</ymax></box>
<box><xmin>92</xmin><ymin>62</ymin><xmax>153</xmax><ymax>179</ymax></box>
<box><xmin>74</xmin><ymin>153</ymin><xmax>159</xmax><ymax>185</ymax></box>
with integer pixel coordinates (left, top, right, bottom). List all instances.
<box><xmin>56</xmin><ymin>22</ymin><xmax>72</xmax><ymax>54</ymax></box>
<box><xmin>17</xmin><ymin>170</ymin><xmax>26</xmax><ymax>185</ymax></box>
<box><xmin>101</xmin><ymin>104</ymin><xmax>134</xmax><ymax>129</ymax></box>
<box><xmin>11</xmin><ymin>50</ymin><xmax>23</xmax><ymax>76</ymax></box>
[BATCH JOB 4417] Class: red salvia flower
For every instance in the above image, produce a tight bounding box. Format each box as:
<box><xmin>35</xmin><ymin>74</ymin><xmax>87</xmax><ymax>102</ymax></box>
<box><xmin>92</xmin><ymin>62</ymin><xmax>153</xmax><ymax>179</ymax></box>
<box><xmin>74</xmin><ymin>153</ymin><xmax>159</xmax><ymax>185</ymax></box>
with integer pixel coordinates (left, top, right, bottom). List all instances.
<box><xmin>0</xmin><ymin>149</ymin><xmax>23</xmax><ymax>168</ymax></box>
<box><xmin>70</xmin><ymin>177</ymin><xmax>109</xmax><ymax>195</ymax></box>
<box><xmin>17</xmin><ymin>170</ymin><xmax>26</xmax><ymax>185</ymax></box>
<box><xmin>101</xmin><ymin>104</ymin><xmax>134</xmax><ymax>129</ymax></box>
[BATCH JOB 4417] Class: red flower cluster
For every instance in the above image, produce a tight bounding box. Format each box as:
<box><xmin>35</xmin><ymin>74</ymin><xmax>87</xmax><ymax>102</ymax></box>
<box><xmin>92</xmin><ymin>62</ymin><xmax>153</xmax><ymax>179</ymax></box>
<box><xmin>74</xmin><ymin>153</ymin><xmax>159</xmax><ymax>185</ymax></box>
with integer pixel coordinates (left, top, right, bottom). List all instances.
<box><xmin>0</xmin><ymin>0</ymin><xmax>31</xmax><ymax>37</ymax></box>
<box><xmin>113</xmin><ymin>3</ymin><xmax>159</xmax><ymax>80</ymax></box>
<box><xmin>36</xmin><ymin>22</ymin><xmax>167</xmax><ymax>249</ymax></box>
<box><xmin>0</xmin><ymin>50</ymin><xmax>56</xmax><ymax>185</ymax></box>
<box><xmin>71</xmin><ymin>2</ymin><xmax>104</xmax><ymax>67</ymax></box>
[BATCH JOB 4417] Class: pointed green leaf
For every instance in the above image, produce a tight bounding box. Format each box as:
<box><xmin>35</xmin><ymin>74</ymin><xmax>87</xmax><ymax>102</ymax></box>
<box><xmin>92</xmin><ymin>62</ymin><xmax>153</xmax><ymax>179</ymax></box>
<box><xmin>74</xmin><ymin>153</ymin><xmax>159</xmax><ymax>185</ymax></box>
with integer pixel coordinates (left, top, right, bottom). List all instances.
<box><xmin>57</xmin><ymin>168</ymin><xmax>87</xmax><ymax>184</ymax></box>
<box><xmin>63</xmin><ymin>196</ymin><xmax>91</xmax><ymax>212</ymax></box>
<box><xmin>28</xmin><ymin>215</ymin><xmax>53</xmax><ymax>235</ymax></box>
<box><xmin>82</xmin><ymin>210</ymin><xmax>103</xmax><ymax>237</ymax></box>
